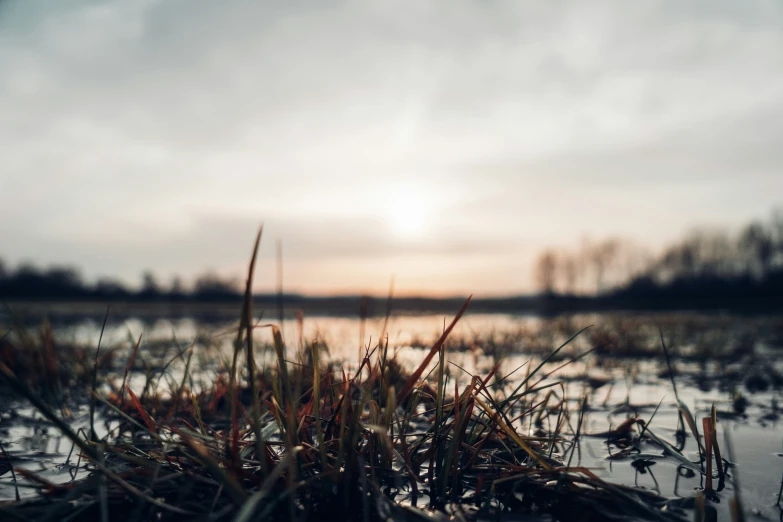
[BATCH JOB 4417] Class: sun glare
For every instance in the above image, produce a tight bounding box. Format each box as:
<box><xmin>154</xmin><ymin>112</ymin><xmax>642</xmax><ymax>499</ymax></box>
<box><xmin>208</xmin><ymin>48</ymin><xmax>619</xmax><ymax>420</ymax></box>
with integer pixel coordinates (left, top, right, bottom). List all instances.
<box><xmin>388</xmin><ymin>187</ymin><xmax>428</xmax><ymax>237</ymax></box>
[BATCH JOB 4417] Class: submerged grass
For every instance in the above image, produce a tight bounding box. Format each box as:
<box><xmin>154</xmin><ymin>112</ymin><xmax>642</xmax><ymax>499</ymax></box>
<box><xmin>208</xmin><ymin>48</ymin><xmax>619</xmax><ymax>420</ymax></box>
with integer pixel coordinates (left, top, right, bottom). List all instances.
<box><xmin>0</xmin><ymin>319</ymin><xmax>737</xmax><ymax>522</ymax></box>
<box><xmin>1</xmin><ymin>238</ymin><xmax>770</xmax><ymax>522</ymax></box>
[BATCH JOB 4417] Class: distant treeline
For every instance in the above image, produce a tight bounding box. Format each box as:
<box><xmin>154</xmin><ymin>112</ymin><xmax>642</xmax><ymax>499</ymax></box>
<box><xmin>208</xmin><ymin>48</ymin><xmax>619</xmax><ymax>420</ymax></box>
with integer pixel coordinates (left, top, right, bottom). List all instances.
<box><xmin>534</xmin><ymin>207</ymin><xmax>783</xmax><ymax>312</ymax></box>
<box><xmin>0</xmin><ymin>265</ymin><xmax>242</xmax><ymax>302</ymax></box>
<box><xmin>2</xmin><ymin>209</ymin><xmax>783</xmax><ymax>314</ymax></box>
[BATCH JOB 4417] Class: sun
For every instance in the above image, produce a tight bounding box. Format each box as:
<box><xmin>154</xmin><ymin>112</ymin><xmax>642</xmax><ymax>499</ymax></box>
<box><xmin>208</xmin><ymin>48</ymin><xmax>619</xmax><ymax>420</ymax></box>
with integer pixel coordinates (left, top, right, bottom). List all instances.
<box><xmin>387</xmin><ymin>186</ymin><xmax>428</xmax><ymax>237</ymax></box>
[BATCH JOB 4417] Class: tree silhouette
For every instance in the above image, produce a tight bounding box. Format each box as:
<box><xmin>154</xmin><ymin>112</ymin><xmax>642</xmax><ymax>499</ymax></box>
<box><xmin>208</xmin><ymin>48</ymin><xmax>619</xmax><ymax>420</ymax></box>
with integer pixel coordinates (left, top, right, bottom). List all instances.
<box><xmin>534</xmin><ymin>250</ymin><xmax>557</xmax><ymax>295</ymax></box>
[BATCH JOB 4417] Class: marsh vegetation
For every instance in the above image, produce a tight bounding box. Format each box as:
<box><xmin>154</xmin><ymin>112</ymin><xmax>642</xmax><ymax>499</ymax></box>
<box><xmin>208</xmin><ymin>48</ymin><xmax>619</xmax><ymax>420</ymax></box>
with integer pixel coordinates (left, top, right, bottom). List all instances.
<box><xmin>1</xmin><ymin>303</ymin><xmax>782</xmax><ymax>521</ymax></box>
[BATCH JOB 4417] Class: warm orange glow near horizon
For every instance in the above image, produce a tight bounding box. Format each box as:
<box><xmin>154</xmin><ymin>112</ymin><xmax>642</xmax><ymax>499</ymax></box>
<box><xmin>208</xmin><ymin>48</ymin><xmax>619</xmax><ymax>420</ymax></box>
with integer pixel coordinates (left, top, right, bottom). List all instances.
<box><xmin>0</xmin><ymin>2</ymin><xmax>781</xmax><ymax>296</ymax></box>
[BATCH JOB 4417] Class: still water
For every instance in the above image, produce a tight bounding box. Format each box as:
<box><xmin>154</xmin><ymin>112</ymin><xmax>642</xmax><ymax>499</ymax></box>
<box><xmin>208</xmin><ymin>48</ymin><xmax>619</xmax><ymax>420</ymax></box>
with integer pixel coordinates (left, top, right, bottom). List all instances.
<box><xmin>3</xmin><ymin>311</ymin><xmax>783</xmax><ymax>520</ymax></box>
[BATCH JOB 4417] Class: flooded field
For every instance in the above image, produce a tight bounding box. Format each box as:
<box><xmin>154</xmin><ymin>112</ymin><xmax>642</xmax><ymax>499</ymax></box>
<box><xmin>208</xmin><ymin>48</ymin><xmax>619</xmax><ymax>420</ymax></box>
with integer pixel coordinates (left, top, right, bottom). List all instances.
<box><xmin>1</xmin><ymin>310</ymin><xmax>782</xmax><ymax>521</ymax></box>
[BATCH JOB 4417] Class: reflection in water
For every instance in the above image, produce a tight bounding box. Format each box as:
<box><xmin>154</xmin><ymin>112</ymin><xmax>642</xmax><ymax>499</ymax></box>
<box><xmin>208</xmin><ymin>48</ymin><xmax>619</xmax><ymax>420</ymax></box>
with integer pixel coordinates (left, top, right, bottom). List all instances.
<box><xmin>2</xmin><ymin>312</ymin><xmax>783</xmax><ymax>519</ymax></box>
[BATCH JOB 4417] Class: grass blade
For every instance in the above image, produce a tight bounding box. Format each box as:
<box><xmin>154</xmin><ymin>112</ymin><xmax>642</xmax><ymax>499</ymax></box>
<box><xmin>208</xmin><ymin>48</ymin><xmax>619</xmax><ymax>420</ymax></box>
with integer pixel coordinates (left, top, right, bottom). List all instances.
<box><xmin>396</xmin><ymin>296</ymin><xmax>472</xmax><ymax>405</ymax></box>
<box><xmin>90</xmin><ymin>306</ymin><xmax>110</xmax><ymax>442</ymax></box>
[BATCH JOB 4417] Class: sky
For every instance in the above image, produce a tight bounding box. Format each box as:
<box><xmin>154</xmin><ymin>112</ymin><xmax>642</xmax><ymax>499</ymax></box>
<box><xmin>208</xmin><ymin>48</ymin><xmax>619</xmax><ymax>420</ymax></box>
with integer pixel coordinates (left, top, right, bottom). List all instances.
<box><xmin>1</xmin><ymin>0</ymin><xmax>782</xmax><ymax>296</ymax></box>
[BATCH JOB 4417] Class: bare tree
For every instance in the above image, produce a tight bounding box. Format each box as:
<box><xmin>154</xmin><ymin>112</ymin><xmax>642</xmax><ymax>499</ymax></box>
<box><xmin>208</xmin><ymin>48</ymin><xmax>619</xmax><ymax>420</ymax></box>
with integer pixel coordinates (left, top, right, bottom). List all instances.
<box><xmin>140</xmin><ymin>270</ymin><xmax>161</xmax><ymax>298</ymax></box>
<box><xmin>534</xmin><ymin>249</ymin><xmax>558</xmax><ymax>295</ymax></box>
<box><xmin>169</xmin><ymin>276</ymin><xmax>185</xmax><ymax>297</ymax></box>
<box><xmin>194</xmin><ymin>272</ymin><xmax>240</xmax><ymax>299</ymax></box>
<box><xmin>587</xmin><ymin>239</ymin><xmax>619</xmax><ymax>294</ymax></box>
<box><xmin>739</xmin><ymin>222</ymin><xmax>774</xmax><ymax>278</ymax></box>
<box><xmin>560</xmin><ymin>253</ymin><xmax>578</xmax><ymax>295</ymax></box>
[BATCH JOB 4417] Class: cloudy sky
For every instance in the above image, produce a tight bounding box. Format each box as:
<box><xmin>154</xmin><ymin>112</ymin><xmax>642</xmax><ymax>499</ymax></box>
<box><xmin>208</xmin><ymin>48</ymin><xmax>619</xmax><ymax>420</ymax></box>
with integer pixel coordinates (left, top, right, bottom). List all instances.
<box><xmin>1</xmin><ymin>0</ymin><xmax>782</xmax><ymax>295</ymax></box>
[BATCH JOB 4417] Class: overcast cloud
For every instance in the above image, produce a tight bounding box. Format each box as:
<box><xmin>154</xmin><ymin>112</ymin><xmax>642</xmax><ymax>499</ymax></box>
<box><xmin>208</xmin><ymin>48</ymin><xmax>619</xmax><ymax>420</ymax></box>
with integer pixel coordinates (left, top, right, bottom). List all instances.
<box><xmin>1</xmin><ymin>0</ymin><xmax>781</xmax><ymax>294</ymax></box>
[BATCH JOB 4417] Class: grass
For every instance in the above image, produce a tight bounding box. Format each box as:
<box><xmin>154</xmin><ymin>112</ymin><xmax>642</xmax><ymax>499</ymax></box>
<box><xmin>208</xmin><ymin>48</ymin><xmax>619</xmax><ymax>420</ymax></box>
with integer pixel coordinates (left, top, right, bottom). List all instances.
<box><xmin>0</xmin><ymin>235</ymin><xmax>774</xmax><ymax>522</ymax></box>
<box><xmin>0</xmin><ymin>324</ymin><xmax>753</xmax><ymax>521</ymax></box>
<box><xmin>0</xmin><ymin>317</ymin><xmax>116</xmax><ymax>404</ymax></box>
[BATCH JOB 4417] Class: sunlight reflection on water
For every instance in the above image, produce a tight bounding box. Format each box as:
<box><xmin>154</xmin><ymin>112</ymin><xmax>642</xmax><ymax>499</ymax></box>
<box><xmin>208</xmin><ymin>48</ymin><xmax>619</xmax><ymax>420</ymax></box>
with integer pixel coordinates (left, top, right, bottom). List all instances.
<box><xmin>4</xmin><ymin>312</ymin><xmax>783</xmax><ymax>517</ymax></box>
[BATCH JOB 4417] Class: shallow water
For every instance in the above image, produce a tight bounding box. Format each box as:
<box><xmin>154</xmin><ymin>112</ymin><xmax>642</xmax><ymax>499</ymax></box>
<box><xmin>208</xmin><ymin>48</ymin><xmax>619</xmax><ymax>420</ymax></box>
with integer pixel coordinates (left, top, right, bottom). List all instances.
<box><xmin>2</xmin><ymin>312</ymin><xmax>783</xmax><ymax>520</ymax></box>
